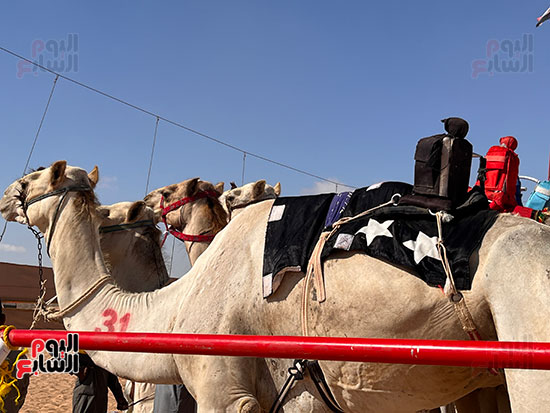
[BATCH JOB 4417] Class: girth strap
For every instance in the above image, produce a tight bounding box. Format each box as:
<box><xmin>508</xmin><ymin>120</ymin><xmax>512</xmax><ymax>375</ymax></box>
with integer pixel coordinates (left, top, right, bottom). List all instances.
<box><xmin>307</xmin><ymin>360</ymin><xmax>344</xmax><ymax>413</ymax></box>
<box><xmin>270</xmin><ymin>359</ymin><xmax>344</xmax><ymax>413</ymax></box>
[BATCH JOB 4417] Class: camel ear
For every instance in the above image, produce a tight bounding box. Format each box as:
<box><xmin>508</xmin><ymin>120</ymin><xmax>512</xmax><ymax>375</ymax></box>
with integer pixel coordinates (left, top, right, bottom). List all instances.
<box><xmin>88</xmin><ymin>166</ymin><xmax>99</xmax><ymax>188</ymax></box>
<box><xmin>127</xmin><ymin>201</ymin><xmax>146</xmax><ymax>223</ymax></box>
<box><xmin>152</xmin><ymin>208</ymin><xmax>163</xmax><ymax>224</ymax></box>
<box><xmin>274</xmin><ymin>182</ymin><xmax>281</xmax><ymax>196</ymax></box>
<box><xmin>96</xmin><ymin>206</ymin><xmax>110</xmax><ymax>219</ymax></box>
<box><xmin>187</xmin><ymin>178</ymin><xmax>200</xmax><ymax>196</ymax></box>
<box><xmin>230</xmin><ymin>181</ymin><xmax>237</xmax><ymax>189</ymax></box>
<box><xmin>214</xmin><ymin>182</ymin><xmax>224</xmax><ymax>196</ymax></box>
<box><xmin>50</xmin><ymin>160</ymin><xmax>67</xmax><ymax>187</ymax></box>
<box><xmin>253</xmin><ymin>180</ymin><xmax>266</xmax><ymax>199</ymax></box>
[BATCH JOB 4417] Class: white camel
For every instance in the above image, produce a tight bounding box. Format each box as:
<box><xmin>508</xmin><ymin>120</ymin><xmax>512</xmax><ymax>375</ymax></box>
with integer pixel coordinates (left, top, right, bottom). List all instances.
<box><xmin>96</xmin><ymin>199</ymin><xmax>172</xmax><ymax>413</ymax></box>
<box><xmin>149</xmin><ymin>179</ymin><xmax>516</xmax><ymax>413</ymax></box>
<box><xmin>218</xmin><ymin>180</ymin><xmax>281</xmax><ymax>219</ymax></box>
<box><xmin>97</xmin><ymin>199</ymin><xmax>170</xmax><ymax>292</ymax></box>
<box><xmin>144</xmin><ymin>177</ymin><xmax>226</xmax><ymax>265</ymax></box>
<box><xmin>3</xmin><ymin>161</ymin><xmax>550</xmax><ymax>412</ymax></box>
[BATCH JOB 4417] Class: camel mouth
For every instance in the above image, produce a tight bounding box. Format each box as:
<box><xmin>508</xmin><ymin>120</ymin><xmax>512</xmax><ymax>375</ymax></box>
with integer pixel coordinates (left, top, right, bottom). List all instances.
<box><xmin>0</xmin><ymin>181</ymin><xmax>27</xmax><ymax>222</ymax></box>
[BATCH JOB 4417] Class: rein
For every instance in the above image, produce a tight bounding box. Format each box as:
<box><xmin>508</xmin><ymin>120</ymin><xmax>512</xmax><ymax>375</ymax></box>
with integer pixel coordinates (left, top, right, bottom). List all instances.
<box><xmin>159</xmin><ymin>190</ymin><xmax>219</xmax><ymax>246</ymax></box>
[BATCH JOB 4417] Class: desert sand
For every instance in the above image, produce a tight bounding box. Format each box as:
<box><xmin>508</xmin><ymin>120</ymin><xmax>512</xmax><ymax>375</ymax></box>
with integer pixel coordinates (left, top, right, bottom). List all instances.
<box><xmin>19</xmin><ymin>373</ymin><xmax>122</xmax><ymax>413</ymax></box>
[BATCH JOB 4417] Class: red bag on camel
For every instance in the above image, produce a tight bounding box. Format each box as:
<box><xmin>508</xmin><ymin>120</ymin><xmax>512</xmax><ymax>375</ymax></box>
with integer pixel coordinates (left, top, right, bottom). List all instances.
<box><xmin>482</xmin><ymin>136</ymin><xmax>520</xmax><ymax>211</ymax></box>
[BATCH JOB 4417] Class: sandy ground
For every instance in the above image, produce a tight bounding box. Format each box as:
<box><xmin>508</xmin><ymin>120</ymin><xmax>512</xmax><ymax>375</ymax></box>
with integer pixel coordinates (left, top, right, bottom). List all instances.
<box><xmin>19</xmin><ymin>373</ymin><xmax>122</xmax><ymax>413</ymax></box>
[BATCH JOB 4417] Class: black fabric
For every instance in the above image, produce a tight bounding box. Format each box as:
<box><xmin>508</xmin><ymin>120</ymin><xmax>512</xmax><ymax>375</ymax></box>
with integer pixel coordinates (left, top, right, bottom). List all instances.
<box><xmin>343</xmin><ymin>182</ymin><xmax>413</xmax><ymax>217</ymax></box>
<box><xmin>399</xmin><ymin>194</ymin><xmax>453</xmax><ymax>211</ymax></box>
<box><xmin>413</xmin><ymin>134</ymin><xmax>446</xmax><ymax>197</ymax></box>
<box><xmin>262</xmin><ymin>183</ymin><xmax>497</xmax><ymax>296</ymax></box>
<box><xmin>262</xmin><ymin>193</ymin><xmax>335</xmax><ymax>290</ymax></box>
<box><xmin>442</xmin><ymin>117</ymin><xmax>469</xmax><ymax>139</ymax></box>
<box><xmin>322</xmin><ymin>186</ymin><xmax>497</xmax><ymax>290</ymax></box>
<box><xmin>412</xmin><ymin>134</ymin><xmax>473</xmax><ymax>208</ymax></box>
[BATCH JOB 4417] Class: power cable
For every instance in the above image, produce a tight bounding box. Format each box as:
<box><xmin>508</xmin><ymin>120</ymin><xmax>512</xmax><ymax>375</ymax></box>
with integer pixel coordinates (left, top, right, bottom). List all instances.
<box><xmin>0</xmin><ymin>46</ymin><xmax>356</xmax><ymax>189</ymax></box>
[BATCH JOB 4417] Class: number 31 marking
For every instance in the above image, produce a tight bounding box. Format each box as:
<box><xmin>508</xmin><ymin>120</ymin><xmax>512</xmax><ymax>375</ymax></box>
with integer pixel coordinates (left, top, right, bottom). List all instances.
<box><xmin>94</xmin><ymin>309</ymin><xmax>131</xmax><ymax>332</ymax></box>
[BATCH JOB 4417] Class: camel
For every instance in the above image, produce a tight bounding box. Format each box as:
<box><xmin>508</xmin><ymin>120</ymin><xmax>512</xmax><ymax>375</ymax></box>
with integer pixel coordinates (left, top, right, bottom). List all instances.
<box><xmin>97</xmin><ymin>200</ymin><xmax>170</xmax><ymax>292</ymax></box>
<box><xmin>147</xmin><ymin>178</ymin><xmax>514</xmax><ymax>413</ymax></box>
<box><xmin>143</xmin><ymin>177</ymin><xmax>227</xmax><ymax>265</ymax></box>
<box><xmin>218</xmin><ymin>180</ymin><xmax>281</xmax><ymax>219</ymax></box>
<box><xmin>97</xmin><ymin>199</ymin><xmax>171</xmax><ymax>413</ymax></box>
<box><xmin>3</xmin><ymin>161</ymin><xmax>550</xmax><ymax>412</ymax></box>
<box><xmin>148</xmin><ymin>179</ymin><xmax>512</xmax><ymax>413</ymax></box>
<box><xmin>97</xmin><ymin>179</ymin><xmax>272</xmax><ymax>411</ymax></box>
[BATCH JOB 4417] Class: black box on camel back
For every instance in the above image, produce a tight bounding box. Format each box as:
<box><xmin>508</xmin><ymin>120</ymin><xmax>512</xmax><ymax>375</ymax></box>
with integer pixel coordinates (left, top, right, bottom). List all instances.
<box><xmin>412</xmin><ymin>117</ymin><xmax>473</xmax><ymax>210</ymax></box>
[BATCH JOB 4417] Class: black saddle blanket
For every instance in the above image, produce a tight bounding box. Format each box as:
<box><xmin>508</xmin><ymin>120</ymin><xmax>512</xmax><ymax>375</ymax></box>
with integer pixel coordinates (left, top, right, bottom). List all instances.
<box><xmin>262</xmin><ymin>182</ymin><xmax>498</xmax><ymax>298</ymax></box>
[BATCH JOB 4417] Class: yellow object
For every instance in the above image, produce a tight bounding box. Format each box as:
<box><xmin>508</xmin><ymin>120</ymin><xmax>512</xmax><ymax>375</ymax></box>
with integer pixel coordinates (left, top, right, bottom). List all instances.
<box><xmin>0</xmin><ymin>326</ymin><xmax>17</xmax><ymax>352</ymax></box>
<box><xmin>0</xmin><ymin>347</ymin><xmax>28</xmax><ymax>413</ymax></box>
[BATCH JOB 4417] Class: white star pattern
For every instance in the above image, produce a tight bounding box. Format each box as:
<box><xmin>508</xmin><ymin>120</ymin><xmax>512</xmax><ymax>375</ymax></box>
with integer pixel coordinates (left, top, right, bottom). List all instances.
<box><xmin>355</xmin><ymin>219</ymin><xmax>394</xmax><ymax>246</ymax></box>
<box><xmin>403</xmin><ymin>232</ymin><xmax>441</xmax><ymax>264</ymax></box>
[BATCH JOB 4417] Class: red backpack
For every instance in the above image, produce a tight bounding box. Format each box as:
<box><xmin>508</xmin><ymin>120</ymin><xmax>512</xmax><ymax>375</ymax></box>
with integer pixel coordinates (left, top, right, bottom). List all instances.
<box><xmin>483</xmin><ymin>136</ymin><xmax>520</xmax><ymax>211</ymax></box>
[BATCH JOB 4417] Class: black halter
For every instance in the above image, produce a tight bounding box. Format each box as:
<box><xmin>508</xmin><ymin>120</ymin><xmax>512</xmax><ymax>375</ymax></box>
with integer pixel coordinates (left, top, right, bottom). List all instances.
<box><xmin>99</xmin><ymin>220</ymin><xmax>155</xmax><ymax>234</ymax></box>
<box><xmin>24</xmin><ymin>185</ymin><xmax>92</xmax><ymax>256</ymax></box>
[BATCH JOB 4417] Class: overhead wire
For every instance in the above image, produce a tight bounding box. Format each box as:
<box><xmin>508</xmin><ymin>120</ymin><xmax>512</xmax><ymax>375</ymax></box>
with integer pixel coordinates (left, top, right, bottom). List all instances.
<box><xmin>1</xmin><ymin>73</ymin><xmax>59</xmax><ymax>244</ymax></box>
<box><xmin>145</xmin><ymin>117</ymin><xmax>160</xmax><ymax>196</ymax></box>
<box><xmin>22</xmin><ymin>74</ymin><xmax>59</xmax><ymax>176</ymax></box>
<box><xmin>0</xmin><ymin>45</ymin><xmax>356</xmax><ymax>190</ymax></box>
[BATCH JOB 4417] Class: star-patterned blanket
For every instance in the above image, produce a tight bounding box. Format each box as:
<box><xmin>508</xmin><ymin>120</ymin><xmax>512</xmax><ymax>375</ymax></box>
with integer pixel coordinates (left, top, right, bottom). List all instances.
<box><xmin>262</xmin><ymin>182</ymin><xmax>498</xmax><ymax>298</ymax></box>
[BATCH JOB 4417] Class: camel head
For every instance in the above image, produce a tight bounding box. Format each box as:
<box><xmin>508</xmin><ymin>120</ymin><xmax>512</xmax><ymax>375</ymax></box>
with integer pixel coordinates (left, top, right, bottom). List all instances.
<box><xmin>143</xmin><ymin>178</ymin><xmax>227</xmax><ymax>264</ymax></box>
<box><xmin>219</xmin><ymin>180</ymin><xmax>281</xmax><ymax>218</ymax></box>
<box><xmin>97</xmin><ymin>201</ymin><xmax>162</xmax><ymax>268</ymax></box>
<box><xmin>0</xmin><ymin>160</ymin><xmax>99</xmax><ymax>233</ymax></box>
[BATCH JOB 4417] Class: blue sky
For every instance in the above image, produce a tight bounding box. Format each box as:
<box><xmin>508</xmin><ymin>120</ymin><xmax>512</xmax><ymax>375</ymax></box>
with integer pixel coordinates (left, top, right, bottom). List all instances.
<box><xmin>1</xmin><ymin>1</ymin><xmax>549</xmax><ymax>275</ymax></box>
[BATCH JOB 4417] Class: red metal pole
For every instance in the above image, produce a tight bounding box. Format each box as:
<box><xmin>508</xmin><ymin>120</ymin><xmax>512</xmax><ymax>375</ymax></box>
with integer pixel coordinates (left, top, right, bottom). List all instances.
<box><xmin>5</xmin><ymin>329</ymin><xmax>550</xmax><ymax>370</ymax></box>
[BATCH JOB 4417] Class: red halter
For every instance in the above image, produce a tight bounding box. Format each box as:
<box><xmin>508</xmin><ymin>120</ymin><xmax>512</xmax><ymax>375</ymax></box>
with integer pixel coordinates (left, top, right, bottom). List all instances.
<box><xmin>160</xmin><ymin>190</ymin><xmax>219</xmax><ymax>246</ymax></box>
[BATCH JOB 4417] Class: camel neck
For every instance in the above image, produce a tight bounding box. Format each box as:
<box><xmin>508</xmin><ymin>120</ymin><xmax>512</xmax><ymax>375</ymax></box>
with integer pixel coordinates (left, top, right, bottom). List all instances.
<box><xmin>45</xmin><ymin>196</ymin><xmax>189</xmax><ymax>382</ymax></box>
<box><xmin>105</xmin><ymin>231</ymin><xmax>170</xmax><ymax>292</ymax></box>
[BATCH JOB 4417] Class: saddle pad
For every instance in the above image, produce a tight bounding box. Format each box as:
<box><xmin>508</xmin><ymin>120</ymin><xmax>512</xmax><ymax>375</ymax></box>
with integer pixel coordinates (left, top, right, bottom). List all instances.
<box><xmin>262</xmin><ymin>193</ymin><xmax>335</xmax><ymax>297</ymax></box>
<box><xmin>321</xmin><ymin>186</ymin><xmax>498</xmax><ymax>290</ymax></box>
<box><xmin>262</xmin><ymin>182</ymin><xmax>413</xmax><ymax>298</ymax></box>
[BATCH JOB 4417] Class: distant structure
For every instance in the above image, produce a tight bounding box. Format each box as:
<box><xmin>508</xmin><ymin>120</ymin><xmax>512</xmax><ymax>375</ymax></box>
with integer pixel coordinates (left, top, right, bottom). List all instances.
<box><xmin>0</xmin><ymin>262</ymin><xmax>63</xmax><ymax>329</ymax></box>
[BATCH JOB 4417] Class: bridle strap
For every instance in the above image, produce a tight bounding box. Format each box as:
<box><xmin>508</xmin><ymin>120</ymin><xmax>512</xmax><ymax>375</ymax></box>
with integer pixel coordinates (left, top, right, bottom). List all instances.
<box><xmin>24</xmin><ymin>185</ymin><xmax>92</xmax><ymax>256</ymax></box>
<box><xmin>160</xmin><ymin>190</ymin><xmax>220</xmax><ymax>247</ymax></box>
<box><xmin>160</xmin><ymin>190</ymin><xmax>219</xmax><ymax>216</ymax></box>
<box><xmin>165</xmin><ymin>227</ymin><xmax>215</xmax><ymax>243</ymax></box>
<box><xmin>99</xmin><ymin>220</ymin><xmax>155</xmax><ymax>234</ymax></box>
<box><xmin>24</xmin><ymin>185</ymin><xmax>91</xmax><ymax>208</ymax></box>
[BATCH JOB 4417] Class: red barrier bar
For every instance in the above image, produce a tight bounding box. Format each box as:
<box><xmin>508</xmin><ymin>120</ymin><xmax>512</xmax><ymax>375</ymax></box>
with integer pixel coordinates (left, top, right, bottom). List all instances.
<box><xmin>5</xmin><ymin>329</ymin><xmax>550</xmax><ymax>370</ymax></box>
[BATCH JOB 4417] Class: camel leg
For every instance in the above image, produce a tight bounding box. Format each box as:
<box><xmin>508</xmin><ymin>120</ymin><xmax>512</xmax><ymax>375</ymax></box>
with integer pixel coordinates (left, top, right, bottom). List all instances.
<box><xmin>194</xmin><ymin>395</ymin><xmax>261</xmax><ymax>413</ymax></box>
<box><xmin>186</xmin><ymin>357</ymin><xmax>262</xmax><ymax>413</ymax></box>
<box><xmin>482</xmin><ymin>224</ymin><xmax>550</xmax><ymax>411</ymax></box>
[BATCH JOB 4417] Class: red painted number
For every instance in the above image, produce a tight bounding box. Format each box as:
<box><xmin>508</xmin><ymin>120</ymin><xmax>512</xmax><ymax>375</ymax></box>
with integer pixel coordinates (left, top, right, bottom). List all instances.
<box><xmin>94</xmin><ymin>309</ymin><xmax>131</xmax><ymax>332</ymax></box>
